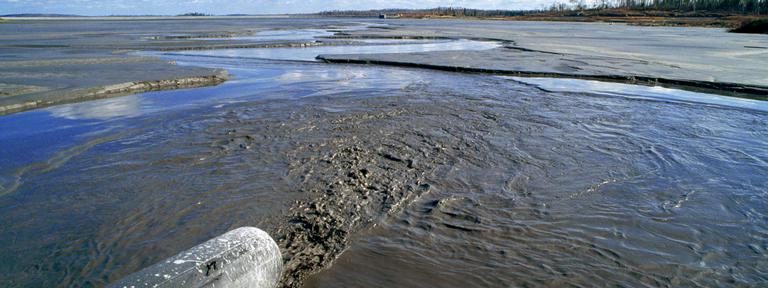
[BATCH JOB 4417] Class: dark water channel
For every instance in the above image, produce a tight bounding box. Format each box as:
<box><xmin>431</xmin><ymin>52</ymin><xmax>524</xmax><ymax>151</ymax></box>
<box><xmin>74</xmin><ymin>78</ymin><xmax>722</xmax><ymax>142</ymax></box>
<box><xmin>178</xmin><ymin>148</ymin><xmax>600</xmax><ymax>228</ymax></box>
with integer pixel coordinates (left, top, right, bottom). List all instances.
<box><xmin>0</xmin><ymin>27</ymin><xmax>767</xmax><ymax>287</ymax></box>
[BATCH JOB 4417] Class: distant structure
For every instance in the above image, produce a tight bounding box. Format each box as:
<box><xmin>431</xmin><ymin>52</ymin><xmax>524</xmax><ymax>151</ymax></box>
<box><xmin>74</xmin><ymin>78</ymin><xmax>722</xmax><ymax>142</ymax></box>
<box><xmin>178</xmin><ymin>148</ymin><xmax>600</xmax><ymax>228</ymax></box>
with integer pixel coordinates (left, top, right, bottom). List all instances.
<box><xmin>178</xmin><ymin>12</ymin><xmax>210</xmax><ymax>17</ymax></box>
<box><xmin>379</xmin><ymin>14</ymin><xmax>400</xmax><ymax>19</ymax></box>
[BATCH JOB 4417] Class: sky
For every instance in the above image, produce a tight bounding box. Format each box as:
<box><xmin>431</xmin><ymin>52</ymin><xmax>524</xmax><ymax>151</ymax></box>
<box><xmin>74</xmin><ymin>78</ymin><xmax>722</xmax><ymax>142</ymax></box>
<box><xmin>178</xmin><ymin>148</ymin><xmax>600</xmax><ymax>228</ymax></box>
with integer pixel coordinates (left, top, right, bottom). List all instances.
<box><xmin>0</xmin><ymin>0</ymin><xmax>563</xmax><ymax>16</ymax></box>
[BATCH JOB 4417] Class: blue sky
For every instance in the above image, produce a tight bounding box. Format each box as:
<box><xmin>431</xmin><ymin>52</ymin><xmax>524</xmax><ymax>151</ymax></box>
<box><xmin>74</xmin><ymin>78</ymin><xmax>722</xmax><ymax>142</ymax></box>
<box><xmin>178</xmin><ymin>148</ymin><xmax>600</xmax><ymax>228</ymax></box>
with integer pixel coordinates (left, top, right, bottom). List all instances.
<box><xmin>0</xmin><ymin>0</ymin><xmax>561</xmax><ymax>16</ymax></box>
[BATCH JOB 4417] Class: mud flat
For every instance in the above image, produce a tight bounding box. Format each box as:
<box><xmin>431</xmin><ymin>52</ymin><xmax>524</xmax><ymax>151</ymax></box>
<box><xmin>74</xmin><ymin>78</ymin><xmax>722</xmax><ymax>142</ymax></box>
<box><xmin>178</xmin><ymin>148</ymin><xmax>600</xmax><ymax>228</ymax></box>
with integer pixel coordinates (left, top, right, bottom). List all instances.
<box><xmin>0</xmin><ymin>17</ymin><xmax>767</xmax><ymax>288</ymax></box>
<box><xmin>0</xmin><ymin>53</ymin><xmax>227</xmax><ymax>116</ymax></box>
<box><xmin>0</xmin><ymin>57</ymin><xmax>228</xmax><ymax>115</ymax></box>
<box><xmin>2</xmin><ymin>18</ymin><xmax>765</xmax><ymax>117</ymax></box>
<box><xmin>2</xmin><ymin>63</ymin><xmax>765</xmax><ymax>287</ymax></box>
<box><xmin>0</xmin><ymin>17</ymin><xmax>370</xmax><ymax>115</ymax></box>
<box><xmin>318</xmin><ymin>20</ymin><xmax>768</xmax><ymax>97</ymax></box>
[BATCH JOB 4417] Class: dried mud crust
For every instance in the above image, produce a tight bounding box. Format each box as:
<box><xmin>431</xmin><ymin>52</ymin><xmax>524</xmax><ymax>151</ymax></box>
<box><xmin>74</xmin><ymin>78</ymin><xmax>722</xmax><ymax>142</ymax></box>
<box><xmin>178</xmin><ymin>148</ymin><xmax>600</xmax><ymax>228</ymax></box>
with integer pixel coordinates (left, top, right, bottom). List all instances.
<box><xmin>203</xmin><ymin>92</ymin><xmax>504</xmax><ymax>287</ymax></box>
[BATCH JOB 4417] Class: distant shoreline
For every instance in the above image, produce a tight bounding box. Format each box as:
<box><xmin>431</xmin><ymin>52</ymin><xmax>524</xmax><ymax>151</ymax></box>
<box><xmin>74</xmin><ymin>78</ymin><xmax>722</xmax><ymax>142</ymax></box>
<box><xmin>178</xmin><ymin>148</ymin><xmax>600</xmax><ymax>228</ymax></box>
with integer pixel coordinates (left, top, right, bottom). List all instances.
<box><xmin>393</xmin><ymin>14</ymin><xmax>757</xmax><ymax>29</ymax></box>
<box><xmin>0</xmin><ymin>15</ymin><xmax>295</xmax><ymax>21</ymax></box>
<box><xmin>3</xmin><ymin>13</ymin><xmax>761</xmax><ymax>30</ymax></box>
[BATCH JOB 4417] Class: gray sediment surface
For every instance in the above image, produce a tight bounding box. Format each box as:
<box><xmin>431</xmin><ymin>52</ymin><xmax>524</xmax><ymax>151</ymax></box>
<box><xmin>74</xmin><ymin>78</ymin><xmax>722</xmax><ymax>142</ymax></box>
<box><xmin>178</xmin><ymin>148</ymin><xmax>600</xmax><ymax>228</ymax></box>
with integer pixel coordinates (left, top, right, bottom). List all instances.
<box><xmin>1</xmin><ymin>17</ymin><xmax>767</xmax><ymax>287</ymax></box>
<box><xmin>190</xmin><ymin>92</ymin><xmax>500</xmax><ymax>287</ymax></box>
<box><xmin>0</xmin><ymin>19</ymin><xmax>408</xmax><ymax>115</ymax></box>
<box><xmin>0</xmin><ymin>54</ymin><xmax>230</xmax><ymax>116</ymax></box>
<box><xmin>156</xmin><ymin>40</ymin><xmax>361</xmax><ymax>51</ymax></box>
<box><xmin>317</xmin><ymin>53</ymin><xmax>768</xmax><ymax>97</ymax></box>
<box><xmin>0</xmin><ymin>18</ymin><xmax>361</xmax><ymax>116</ymax></box>
<box><xmin>319</xmin><ymin>20</ymin><xmax>768</xmax><ymax>97</ymax></box>
<box><xmin>0</xmin><ymin>70</ymin><xmax>228</xmax><ymax>115</ymax></box>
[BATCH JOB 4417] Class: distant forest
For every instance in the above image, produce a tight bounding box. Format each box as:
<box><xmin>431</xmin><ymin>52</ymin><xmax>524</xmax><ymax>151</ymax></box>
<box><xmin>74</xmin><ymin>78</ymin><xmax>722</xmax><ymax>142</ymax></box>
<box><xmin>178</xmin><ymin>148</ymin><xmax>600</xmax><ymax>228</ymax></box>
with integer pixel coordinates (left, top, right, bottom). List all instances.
<box><xmin>319</xmin><ymin>0</ymin><xmax>767</xmax><ymax>17</ymax></box>
<box><xmin>570</xmin><ymin>0</ymin><xmax>765</xmax><ymax>14</ymax></box>
<box><xmin>318</xmin><ymin>8</ymin><xmax>534</xmax><ymax>17</ymax></box>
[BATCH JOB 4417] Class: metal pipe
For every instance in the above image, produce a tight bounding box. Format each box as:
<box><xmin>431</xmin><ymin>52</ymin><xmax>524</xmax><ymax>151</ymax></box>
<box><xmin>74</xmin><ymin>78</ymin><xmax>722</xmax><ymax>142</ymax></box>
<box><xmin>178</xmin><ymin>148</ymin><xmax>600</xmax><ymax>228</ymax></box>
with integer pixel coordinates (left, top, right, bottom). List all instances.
<box><xmin>109</xmin><ymin>227</ymin><xmax>282</xmax><ymax>288</ymax></box>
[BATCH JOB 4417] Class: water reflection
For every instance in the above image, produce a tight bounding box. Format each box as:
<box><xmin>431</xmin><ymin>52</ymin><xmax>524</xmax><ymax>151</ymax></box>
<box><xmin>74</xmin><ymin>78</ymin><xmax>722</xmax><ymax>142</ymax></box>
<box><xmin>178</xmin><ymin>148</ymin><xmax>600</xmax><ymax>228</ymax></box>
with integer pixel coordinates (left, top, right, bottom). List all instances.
<box><xmin>0</xmin><ymin>60</ymin><xmax>428</xmax><ymax>181</ymax></box>
<box><xmin>205</xmin><ymin>29</ymin><xmax>334</xmax><ymax>42</ymax></box>
<box><xmin>199</xmin><ymin>23</ymin><xmax>382</xmax><ymax>42</ymax></box>
<box><xmin>173</xmin><ymin>39</ymin><xmax>501</xmax><ymax>62</ymax></box>
<box><xmin>273</xmin><ymin>65</ymin><xmax>415</xmax><ymax>90</ymax></box>
<box><xmin>1</xmin><ymin>28</ymin><xmax>767</xmax><ymax>287</ymax></box>
<box><xmin>47</xmin><ymin>96</ymin><xmax>143</xmax><ymax>120</ymax></box>
<box><xmin>505</xmin><ymin>76</ymin><xmax>768</xmax><ymax>112</ymax></box>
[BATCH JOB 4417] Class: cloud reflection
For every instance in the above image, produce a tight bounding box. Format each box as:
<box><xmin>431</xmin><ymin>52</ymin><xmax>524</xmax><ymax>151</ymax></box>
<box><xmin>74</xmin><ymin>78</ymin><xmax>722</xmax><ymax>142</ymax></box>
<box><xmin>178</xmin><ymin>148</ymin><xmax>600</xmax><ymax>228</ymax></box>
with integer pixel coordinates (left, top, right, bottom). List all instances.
<box><xmin>504</xmin><ymin>77</ymin><xmax>768</xmax><ymax>113</ymax></box>
<box><xmin>181</xmin><ymin>39</ymin><xmax>500</xmax><ymax>62</ymax></box>
<box><xmin>48</xmin><ymin>96</ymin><xmax>143</xmax><ymax>120</ymax></box>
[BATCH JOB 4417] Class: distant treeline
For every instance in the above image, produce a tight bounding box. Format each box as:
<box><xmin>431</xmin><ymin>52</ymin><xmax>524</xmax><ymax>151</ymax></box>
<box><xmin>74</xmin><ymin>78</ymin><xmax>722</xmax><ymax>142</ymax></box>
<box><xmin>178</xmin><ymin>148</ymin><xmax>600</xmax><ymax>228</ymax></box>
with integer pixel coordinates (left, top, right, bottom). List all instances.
<box><xmin>317</xmin><ymin>8</ymin><xmax>537</xmax><ymax>17</ymax></box>
<box><xmin>319</xmin><ymin>0</ymin><xmax>766</xmax><ymax>17</ymax></box>
<box><xmin>568</xmin><ymin>0</ymin><xmax>765</xmax><ymax>15</ymax></box>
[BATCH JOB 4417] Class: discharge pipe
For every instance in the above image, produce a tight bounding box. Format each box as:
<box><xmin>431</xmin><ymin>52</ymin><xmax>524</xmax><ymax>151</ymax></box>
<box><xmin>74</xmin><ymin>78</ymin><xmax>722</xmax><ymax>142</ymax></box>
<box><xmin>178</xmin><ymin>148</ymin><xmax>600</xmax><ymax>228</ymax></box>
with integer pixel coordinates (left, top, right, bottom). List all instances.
<box><xmin>109</xmin><ymin>227</ymin><xmax>282</xmax><ymax>288</ymax></box>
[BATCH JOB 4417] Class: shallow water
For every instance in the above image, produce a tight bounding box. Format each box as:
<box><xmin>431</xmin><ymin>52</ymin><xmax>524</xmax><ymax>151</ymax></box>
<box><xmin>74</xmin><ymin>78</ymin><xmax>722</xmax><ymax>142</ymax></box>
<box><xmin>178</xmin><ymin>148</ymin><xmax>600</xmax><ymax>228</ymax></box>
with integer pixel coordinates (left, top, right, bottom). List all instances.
<box><xmin>0</xmin><ymin>57</ymin><xmax>433</xmax><ymax>286</ymax></box>
<box><xmin>171</xmin><ymin>39</ymin><xmax>501</xmax><ymax>61</ymax></box>
<box><xmin>0</xmin><ymin>24</ymin><xmax>767</xmax><ymax>288</ymax></box>
<box><xmin>160</xmin><ymin>23</ymin><xmax>497</xmax><ymax>62</ymax></box>
<box><xmin>507</xmin><ymin>77</ymin><xmax>768</xmax><ymax>113</ymax></box>
<box><xmin>306</xmin><ymin>75</ymin><xmax>768</xmax><ymax>287</ymax></box>
<box><xmin>212</xmin><ymin>23</ymin><xmax>383</xmax><ymax>41</ymax></box>
<box><xmin>210</xmin><ymin>29</ymin><xmax>334</xmax><ymax>41</ymax></box>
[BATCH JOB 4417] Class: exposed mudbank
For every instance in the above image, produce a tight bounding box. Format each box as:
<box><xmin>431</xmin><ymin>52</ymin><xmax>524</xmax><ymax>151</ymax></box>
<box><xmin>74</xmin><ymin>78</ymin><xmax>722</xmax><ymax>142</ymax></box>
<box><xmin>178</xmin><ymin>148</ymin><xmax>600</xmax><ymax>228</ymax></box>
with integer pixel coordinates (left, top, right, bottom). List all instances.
<box><xmin>0</xmin><ymin>83</ymin><xmax>48</xmax><ymax>98</ymax></box>
<box><xmin>0</xmin><ymin>70</ymin><xmax>228</xmax><ymax>115</ymax></box>
<box><xmin>276</xmin><ymin>139</ymin><xmax>434</xmax><ymax>287</ymax></box>
<box><xmin>192</xmin><ymin>91</ymin><xmax>505</xmax><ymax>287</ymax></box>
<box><xmin>4</xmin><ymin>17</ymin><xmax>763</xmax><ymax>117</ymax></box>
<box><xmin>1</xmin><ymin>18</ymin><xmax>768</xmax><ymax>288</ymax></box>
<box><xmin>170</xmin><ymin>39</ymin><xmax>500</xmax><ymax>62</ymax></box>
<box><xmin>313</xmin><ymin>29</ymin><xmax>768</xmax><ymax>98</ymax></box>
<box><xmin>0</xmin><ymin>54</ymin><xmax>230</xmax><ymax>116</ymax></box>
<box><xmin>144</xmin><ymin>32</ymin><xmax>242</xmax><ymax>40</ymax></box>
<box><xmin>325</xmin><ymin>21</ymin><xmax>768</xmax><ymax>96</ymax></box>
<box><xmin>317</xmin><ymin>55</ymin><xmax>768</xmax><ymax>98</ymax></box>
<box><xmin>0</xmin><ymin>21</ymin><xmax>400</xmax><ymax>116</ymax></box>
<box><xmin>155</xmin><ymin>40</ymin><xmax>362</xmax><ymax>51</ymax></box>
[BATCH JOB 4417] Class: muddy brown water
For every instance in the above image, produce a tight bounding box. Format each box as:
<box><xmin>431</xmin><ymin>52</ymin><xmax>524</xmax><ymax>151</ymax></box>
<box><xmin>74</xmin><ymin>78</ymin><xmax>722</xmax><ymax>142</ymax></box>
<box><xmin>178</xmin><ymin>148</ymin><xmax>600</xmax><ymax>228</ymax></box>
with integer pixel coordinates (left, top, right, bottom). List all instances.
<box><xmin>303</xmin><ymin>74</ymin><xmax>768</xmax><ymax>287</ymax></box>
<box><xmin>0</xmin><ymin>25</ymin><xmax>767</xmax><ymax>287</ymax></box>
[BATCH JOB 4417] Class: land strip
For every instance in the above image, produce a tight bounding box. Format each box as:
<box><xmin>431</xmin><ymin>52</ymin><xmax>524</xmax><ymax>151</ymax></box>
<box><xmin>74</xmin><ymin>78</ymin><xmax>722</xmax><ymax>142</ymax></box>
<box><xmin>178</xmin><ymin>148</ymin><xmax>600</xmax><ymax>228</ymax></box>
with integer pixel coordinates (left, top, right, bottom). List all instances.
<box><xmin>0</xmin><ymin>18</ymin><xmax>336</xmax><ymax>115</ymax></box>
<box><xmin>0</xmin><ymin>56</ymin><xmax>228</xmax><ymax>115</ymax></box>
<box><xmin>317</xmin><ymin>20</ymin><xmax>768</xmax><ymax>98</ymax></box>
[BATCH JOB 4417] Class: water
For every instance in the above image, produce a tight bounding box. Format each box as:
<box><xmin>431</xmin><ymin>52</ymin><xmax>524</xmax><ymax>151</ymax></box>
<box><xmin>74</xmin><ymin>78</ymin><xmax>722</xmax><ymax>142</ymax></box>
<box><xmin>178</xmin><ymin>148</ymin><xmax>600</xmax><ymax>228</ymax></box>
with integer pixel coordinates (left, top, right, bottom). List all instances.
<box><xmin>0</xmin><ymin>58</ymin><xmax>434</xmax><ymax>286</ymax></box>
<box><xmin>202</xmin><ymin>23</ymin><xmax>383</xmax><ymax>41</ymax></box>
<box><xmin>204</xmin><ymin>29</ymin><xmax>334</xmax><ymax>41</ymax></box>
<box><xmin>1</xmin><ymin>24</ymin><xmax>767</xmax><ymax>287</ymax></box>
<box><xmin>507</xmin><ymin>77</ymin><xmax>768</xmax><ymax>113</ymax></box>
<box><xmin>305</xmin><ymin>76</ymin><xmax>768</xmax><ymax>287</ymax></box>
<box><xmin>168</xmin><ymin>39</ymin><xmax>501</xmax><ymax>62</ymax></box>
